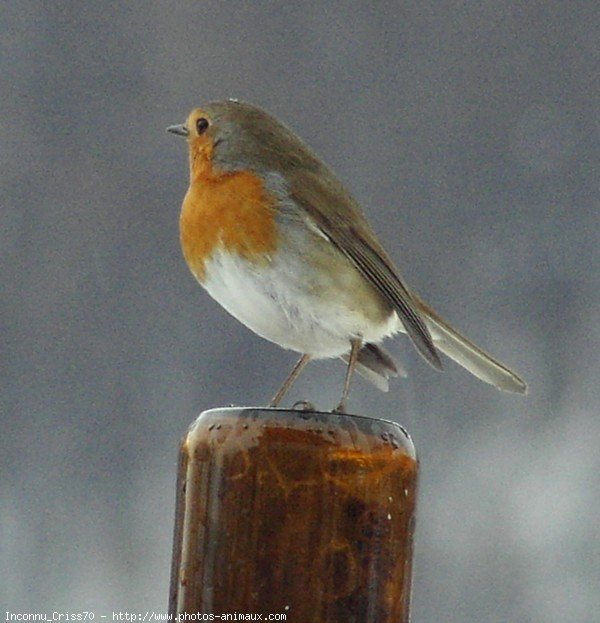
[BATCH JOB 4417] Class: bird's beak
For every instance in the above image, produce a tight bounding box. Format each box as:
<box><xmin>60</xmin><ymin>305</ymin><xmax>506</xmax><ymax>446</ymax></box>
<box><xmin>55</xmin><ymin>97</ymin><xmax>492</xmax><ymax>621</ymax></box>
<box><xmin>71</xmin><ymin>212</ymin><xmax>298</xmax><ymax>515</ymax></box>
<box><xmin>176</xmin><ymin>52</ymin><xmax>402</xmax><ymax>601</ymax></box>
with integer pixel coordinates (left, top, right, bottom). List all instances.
<box><xmin>167</xmin><ymin>124</ymin><xmax>189</xmax><ymax>137</ymax></box>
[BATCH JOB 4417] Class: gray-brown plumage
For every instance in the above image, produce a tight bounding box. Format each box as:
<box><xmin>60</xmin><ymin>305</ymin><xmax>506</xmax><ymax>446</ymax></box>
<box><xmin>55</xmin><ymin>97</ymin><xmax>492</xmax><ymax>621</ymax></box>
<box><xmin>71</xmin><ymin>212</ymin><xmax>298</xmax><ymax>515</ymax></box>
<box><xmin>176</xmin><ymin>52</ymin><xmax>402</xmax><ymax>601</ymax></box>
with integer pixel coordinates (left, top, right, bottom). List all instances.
<box><xmin>169</xmin><ymin>99</ymin><xmax>527</xmax><ymax>410</ymax></box>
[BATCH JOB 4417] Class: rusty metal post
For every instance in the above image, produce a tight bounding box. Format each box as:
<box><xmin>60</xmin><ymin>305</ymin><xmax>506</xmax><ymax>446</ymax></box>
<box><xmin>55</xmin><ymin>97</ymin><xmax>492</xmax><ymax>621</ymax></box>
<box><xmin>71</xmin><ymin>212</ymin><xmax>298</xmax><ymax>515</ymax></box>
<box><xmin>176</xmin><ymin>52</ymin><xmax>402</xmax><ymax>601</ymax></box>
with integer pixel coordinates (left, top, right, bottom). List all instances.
<box><xmin>169</xmin><ymin>407</ymin><xmax>418</xmax><ymax>622</ymax></box>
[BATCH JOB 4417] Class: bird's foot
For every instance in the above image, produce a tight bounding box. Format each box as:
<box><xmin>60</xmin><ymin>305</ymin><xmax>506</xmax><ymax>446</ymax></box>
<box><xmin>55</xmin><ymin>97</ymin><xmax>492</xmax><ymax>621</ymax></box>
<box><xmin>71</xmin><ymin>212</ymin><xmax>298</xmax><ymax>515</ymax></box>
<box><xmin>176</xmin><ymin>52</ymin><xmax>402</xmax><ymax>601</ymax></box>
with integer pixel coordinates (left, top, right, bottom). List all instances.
<box><xmin>332</xmin><ymin>401</ymin><xmax>347</xmax><ymax>414</ymax></box>
<box><xmin>292</xmin><ymin>400</ymin><xmax>316</xmax><ymax>412</ymax></box>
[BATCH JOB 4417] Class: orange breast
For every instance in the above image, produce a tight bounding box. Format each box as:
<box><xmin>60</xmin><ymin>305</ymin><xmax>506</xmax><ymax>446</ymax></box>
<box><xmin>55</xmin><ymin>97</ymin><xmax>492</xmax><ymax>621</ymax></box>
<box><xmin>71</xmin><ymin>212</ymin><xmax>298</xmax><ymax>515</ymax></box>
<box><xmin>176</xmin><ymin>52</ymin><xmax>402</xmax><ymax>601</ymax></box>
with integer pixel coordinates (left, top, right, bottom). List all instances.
<box><xmin>179</xmin><ymin>167</ymin><xmax>279</xmax><ymax>282</ymax></box>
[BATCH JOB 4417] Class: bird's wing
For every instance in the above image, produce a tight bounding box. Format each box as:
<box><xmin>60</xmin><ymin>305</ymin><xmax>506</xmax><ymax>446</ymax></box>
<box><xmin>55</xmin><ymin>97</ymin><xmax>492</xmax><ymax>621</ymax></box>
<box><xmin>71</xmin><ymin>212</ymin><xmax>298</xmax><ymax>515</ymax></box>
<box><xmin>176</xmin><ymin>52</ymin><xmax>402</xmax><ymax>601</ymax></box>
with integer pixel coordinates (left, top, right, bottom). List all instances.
<box><xmin>289</xmin><ymin>169</ymin><xmax>442</xmax><ymax>370</ymax></box>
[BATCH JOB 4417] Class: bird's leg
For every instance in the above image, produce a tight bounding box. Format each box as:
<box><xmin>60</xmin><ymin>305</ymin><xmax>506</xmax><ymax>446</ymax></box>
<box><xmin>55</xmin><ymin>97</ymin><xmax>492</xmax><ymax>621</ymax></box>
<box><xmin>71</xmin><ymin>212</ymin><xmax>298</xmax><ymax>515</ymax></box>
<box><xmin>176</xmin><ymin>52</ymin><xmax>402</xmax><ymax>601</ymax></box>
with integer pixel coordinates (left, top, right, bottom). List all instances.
<box><xmin>269</xmin><ymin>354</ymin><xmax>311</xmax><ymax>407</ymax></box>
<box><xmin>335</xmin><ymin>337</ymin><xmax>362</xmax><ymax>413</ymax></box>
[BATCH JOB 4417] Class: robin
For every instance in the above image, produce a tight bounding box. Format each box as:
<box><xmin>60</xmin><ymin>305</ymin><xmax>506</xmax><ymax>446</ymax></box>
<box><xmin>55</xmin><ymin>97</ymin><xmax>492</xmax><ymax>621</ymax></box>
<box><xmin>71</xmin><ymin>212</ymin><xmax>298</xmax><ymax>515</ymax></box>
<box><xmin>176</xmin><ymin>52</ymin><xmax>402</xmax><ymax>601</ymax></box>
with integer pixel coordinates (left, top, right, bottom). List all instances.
<box><xmin>168</xmin><ymin>100</ymin><xmax>526</xmax><ymax>411</ymax></box>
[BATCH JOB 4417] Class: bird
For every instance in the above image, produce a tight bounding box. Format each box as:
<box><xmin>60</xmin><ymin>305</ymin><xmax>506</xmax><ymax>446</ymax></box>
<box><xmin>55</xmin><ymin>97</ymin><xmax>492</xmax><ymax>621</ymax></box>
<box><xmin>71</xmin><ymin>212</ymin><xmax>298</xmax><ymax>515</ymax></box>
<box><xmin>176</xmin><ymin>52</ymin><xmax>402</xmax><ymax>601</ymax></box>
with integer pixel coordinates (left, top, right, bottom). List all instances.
<box><xmin>167</xmin><ymin>100</ymin><xmax>526</xmax><ymax>412</ymax></box>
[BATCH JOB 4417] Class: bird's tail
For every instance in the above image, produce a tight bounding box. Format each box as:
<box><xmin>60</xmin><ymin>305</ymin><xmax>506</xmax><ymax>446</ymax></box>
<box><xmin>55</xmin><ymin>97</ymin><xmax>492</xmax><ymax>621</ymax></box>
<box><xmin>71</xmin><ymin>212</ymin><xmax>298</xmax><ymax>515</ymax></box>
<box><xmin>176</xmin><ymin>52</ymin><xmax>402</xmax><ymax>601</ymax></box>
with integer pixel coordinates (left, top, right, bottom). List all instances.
<box><xmin>414</xmin><ymin>295</ymin><xmax>527</xmax><ymax>394</ymax></box>
<box><xmin>343</xmin><ymin>300</ymin><xmax>527</xmax><ymax>394</ymax></box>
<box><xmin>341</xmin><ymin>342</ymin><xmax>404</xmax><ymax>392</ymax></box>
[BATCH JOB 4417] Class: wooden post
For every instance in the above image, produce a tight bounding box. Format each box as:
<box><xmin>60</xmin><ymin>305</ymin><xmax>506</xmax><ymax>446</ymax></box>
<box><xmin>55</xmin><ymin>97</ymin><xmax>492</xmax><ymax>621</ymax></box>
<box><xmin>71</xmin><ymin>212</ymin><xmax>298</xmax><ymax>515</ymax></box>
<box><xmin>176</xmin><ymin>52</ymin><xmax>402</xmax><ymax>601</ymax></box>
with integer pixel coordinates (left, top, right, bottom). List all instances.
<box><xmin>169</xmin><ymin>407</ymin><xmax>418</xmax><ymax>622</ymax></box>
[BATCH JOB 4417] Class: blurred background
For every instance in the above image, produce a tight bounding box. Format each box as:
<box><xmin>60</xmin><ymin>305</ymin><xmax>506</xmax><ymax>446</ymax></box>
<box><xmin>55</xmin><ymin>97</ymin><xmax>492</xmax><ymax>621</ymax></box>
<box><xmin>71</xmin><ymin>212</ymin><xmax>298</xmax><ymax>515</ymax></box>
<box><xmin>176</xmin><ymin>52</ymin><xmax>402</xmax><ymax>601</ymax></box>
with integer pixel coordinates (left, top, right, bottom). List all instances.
<box><xmin>2</xmin><ymin>2</ymin><xmax>598</xmax><ymax>621</ymax></box>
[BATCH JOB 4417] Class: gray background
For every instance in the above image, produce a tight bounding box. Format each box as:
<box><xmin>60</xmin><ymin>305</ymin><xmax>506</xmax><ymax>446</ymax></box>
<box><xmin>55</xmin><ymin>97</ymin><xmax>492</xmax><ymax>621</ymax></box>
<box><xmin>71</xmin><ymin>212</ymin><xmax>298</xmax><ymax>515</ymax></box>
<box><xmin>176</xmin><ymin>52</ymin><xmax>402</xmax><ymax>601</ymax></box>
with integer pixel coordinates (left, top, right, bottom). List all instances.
<box><xmin>2</xmin><ymin>2</ymin><xmax>598</xmax><ymax>621</ymax></box>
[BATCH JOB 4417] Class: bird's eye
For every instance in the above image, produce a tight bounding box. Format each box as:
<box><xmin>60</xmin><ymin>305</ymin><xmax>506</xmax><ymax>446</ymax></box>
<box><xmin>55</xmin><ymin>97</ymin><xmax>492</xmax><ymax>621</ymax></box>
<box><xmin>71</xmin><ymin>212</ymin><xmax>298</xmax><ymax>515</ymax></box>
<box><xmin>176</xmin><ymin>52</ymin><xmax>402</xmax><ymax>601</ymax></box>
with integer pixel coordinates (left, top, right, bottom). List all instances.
<box><xmin>196</xmin><ymin>118</ymin><xmax>209</xmax><ymax>134</ymax></box>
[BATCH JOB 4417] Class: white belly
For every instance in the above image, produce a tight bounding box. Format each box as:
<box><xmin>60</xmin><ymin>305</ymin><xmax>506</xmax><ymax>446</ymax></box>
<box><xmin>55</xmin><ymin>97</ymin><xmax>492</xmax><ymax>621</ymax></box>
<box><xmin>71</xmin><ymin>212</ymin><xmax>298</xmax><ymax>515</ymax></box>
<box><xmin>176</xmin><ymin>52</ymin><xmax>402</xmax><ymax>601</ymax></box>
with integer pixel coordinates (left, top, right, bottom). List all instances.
<box><xmin>200</xmin><ymin>247</ymin><xmax>399</xmax><ymax>358</ymax></box>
